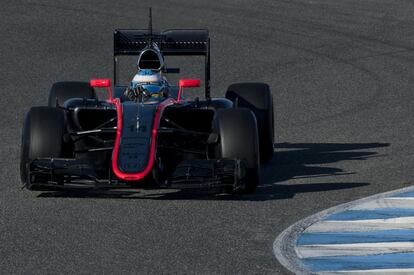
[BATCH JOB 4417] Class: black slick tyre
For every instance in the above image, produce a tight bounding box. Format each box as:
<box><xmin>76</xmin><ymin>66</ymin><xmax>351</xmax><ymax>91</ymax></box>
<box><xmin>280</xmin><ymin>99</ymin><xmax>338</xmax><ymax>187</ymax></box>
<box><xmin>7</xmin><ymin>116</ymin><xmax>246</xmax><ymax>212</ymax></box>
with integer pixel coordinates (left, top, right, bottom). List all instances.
<box><xmin>226</xmin><ymin>82</ymin><xmax>274</xmax><ymax>163</ymax></box>
<box><xmin>48</xmin><ymin>81</ymin><xmax>96</xmax><ymax>107</ymax></box>
<box><xmin>20</xmin><ymin>107</ymin><xmax>66</xmax><ymax>188</ymax></box>
<box><xmin>214</xmin><ymin>108</ymin><xmax>260</xmax><ymax>194</ymax></box>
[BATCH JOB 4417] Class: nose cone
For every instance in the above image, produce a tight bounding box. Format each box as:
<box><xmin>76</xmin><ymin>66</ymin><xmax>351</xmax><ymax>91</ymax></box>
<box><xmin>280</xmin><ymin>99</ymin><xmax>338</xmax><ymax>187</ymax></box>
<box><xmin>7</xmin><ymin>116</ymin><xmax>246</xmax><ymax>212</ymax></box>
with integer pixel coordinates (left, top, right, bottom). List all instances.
<box><xmin>137</xmin><ymin>48</ymin><xmax>164</xmax><ymax>70</ymax></box>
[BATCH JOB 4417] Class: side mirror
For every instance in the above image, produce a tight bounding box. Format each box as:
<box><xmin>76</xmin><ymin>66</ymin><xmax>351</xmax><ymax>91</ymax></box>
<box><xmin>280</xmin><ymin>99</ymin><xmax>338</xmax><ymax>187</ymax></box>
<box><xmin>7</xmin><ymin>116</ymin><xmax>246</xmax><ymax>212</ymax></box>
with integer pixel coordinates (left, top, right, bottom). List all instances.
<box><xmin>90</xmin><ymin>78</ymin><xmax>111</xmax><ymax>87</ymax></box>
<box><xmin>179</xmin><ymin>79</ymin><xmax>201</xmax><ymax>88</ymax></box>
<box><xmin>90</xmin><ymin>78</ymin><xmax>112</xmax><ymax>100</ymax></box>
<box><xmin>178</xmin><ymin>79</ymin><xmax>201</xmax><ymax>101</ymax></box>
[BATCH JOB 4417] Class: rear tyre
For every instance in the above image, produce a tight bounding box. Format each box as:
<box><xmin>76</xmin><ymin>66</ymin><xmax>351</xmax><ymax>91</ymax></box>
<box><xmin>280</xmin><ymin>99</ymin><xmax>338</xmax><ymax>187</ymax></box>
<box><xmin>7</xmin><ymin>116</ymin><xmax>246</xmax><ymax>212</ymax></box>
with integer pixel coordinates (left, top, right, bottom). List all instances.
<box><xmin>20</xmin><ymin>107</ymin><xmax>66</xmax><ymax>188</ymax></box>
<box><xmin>48</xmin><ymin>81</ymin><xmax>96</xmax><ymax>107</ymax></box>
<box><xmin>213</xmin><ymin>108</ymin><xmax>260</xmax><ymax>194</ymax></box>
<box><xmin>226</xmin><ymin>83</ymin><xmax>274</xmax><ymax>163</ymax></box>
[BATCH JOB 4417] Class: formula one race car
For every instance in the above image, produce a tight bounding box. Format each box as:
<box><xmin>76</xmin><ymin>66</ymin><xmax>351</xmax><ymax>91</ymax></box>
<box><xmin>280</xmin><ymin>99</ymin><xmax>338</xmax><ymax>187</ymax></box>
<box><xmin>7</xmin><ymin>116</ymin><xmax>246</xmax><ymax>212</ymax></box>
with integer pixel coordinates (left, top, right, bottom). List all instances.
<box><xmin>20</xmin><ymin>15</ymin><xmax>274</xmax><ymax>193</ymax></box>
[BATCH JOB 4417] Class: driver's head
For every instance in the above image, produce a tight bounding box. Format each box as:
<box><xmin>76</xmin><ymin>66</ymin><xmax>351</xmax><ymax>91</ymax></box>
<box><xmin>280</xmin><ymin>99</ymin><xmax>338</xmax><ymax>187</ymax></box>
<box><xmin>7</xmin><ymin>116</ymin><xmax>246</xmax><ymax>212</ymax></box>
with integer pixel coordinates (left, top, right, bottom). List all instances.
<box><xmin>131</xmin><ymin>69</ymin><xmax>165</xmax><ymax>94</ymax></box>
<box><xmin>126</xmin><ymin>69</ymin><xmax>167</xmax><ymax>102</ymax></box>
<box><xmin>132</xmin><ymin>69</ymin><xmax>162</xmax><ymax>84</ymax></box>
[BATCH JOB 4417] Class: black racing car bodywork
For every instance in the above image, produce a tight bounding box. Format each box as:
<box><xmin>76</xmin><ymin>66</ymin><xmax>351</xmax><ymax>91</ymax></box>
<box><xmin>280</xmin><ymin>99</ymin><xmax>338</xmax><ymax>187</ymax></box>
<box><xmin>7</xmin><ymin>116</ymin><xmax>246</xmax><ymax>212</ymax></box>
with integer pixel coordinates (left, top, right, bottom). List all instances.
<box><xmin>21</xmin><ymin>21</ymin><xmax>274</xmax><ymax>193</ymax></box>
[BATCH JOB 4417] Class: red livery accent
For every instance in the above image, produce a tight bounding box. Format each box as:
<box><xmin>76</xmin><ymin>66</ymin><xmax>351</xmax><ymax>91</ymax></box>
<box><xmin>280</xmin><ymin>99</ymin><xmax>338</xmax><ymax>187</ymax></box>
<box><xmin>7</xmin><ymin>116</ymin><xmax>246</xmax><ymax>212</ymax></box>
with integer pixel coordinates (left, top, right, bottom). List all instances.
<box><xmin>111</xmin><ymin>98</ymin><xmax>176</xmax><ymax>181</ymax></box>
<box><xmin>179</xmin><ymin>79</ymin><xmax>201</xmax><ymax>88</ymax></box>
<box><xmin>177</xmin><ymin>79</ymin><xmax>201</xmax><ymax>101</ymax></box>
<box><xmin>90</xmin><ymin>78</ymin><xmax>113</xmax><ymax>99</ymax></box>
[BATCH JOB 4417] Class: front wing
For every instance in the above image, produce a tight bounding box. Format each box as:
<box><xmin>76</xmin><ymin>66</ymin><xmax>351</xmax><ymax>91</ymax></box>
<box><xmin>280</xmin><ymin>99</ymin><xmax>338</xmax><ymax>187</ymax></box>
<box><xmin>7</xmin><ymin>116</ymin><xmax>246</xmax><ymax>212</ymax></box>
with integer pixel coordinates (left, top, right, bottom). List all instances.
<box><xmin>25</xmin><ymin>157</ymin><xmax>245</xmax><ymax>190</ymax></box>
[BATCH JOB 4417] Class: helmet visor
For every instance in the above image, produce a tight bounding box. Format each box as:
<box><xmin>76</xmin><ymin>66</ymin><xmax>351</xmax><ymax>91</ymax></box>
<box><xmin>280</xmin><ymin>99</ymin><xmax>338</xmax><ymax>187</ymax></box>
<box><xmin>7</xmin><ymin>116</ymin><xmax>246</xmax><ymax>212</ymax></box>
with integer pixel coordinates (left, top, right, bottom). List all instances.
<box><xmin>141</xmin><ymin>84</ymin><xmax>164</xmax><ymax>94</ymax></box>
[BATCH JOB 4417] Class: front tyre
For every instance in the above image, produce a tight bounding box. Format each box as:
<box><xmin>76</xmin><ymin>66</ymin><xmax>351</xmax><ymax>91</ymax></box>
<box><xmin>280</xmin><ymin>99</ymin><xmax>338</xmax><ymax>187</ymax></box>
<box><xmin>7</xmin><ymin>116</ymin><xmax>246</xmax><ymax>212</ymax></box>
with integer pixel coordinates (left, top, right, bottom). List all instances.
<box><xmin>226</xmin><ymin>82</ymin><xmax>274</xmax><ymax>163</ymax></box>
<box><xmin>214</xmin><ymin>108</ymin><xmax>260</xmax><ymax>194</ymax></box>
<box><xmin>20</xmin><ymin>107</ymin><xmax>66</xmax><ymax>188</ymax></box>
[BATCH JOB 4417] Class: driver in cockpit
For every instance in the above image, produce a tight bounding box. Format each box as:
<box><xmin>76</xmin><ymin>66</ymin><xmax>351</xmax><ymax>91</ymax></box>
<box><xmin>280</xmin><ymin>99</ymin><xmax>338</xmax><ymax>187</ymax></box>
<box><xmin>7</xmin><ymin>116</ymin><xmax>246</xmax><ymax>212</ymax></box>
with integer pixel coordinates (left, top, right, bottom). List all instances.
<box><xmin>124</xmin><ymin>69</ymin><xmax>169</xmax><ymax>103</ymax></box>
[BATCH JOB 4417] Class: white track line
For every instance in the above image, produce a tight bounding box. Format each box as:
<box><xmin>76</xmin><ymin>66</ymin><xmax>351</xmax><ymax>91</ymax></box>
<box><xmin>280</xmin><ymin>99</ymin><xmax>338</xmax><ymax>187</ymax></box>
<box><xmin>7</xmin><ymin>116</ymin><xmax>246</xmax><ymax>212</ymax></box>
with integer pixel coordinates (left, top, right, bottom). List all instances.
<box><xmin>305</xmin><ymin>217</ymin><xmax>414</xmax><ymax>233</ymax></box>
<box><xmin>319</xmin><ymin>268</ymin><xmax>414</xmax><ymax>274</ymax></box>
<box><xmin>296</xmin><ymin>242</ymin><xmax>414</xmax><ymax>258</ymax></box>
<box><xmin>351</xmin><ymin>197</ymin><xmax>414</xmax><ymax>210</ymax></box>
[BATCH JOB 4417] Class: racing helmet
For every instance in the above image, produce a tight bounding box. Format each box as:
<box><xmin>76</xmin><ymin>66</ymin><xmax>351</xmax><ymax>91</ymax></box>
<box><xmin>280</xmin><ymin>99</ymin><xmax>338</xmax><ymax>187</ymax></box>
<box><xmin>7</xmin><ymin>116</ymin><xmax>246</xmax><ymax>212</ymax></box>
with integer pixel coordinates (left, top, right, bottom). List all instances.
<box><xmin>125</xmin><ymin>69</ymin><xmax>168</xmax><ymax>102</ymax></box>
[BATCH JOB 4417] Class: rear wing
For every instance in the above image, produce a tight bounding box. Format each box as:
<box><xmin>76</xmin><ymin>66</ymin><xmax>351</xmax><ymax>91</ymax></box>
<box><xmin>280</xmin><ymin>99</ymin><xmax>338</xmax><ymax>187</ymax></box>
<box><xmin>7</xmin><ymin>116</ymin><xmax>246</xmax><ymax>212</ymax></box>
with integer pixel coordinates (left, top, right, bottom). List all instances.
<box><xmin>114</xmin><ymin>29</ymin><xmax>209</xmax><ymax>55</ymax></box>
<box><xmin>113</xmin><ymin>29</ymin><xmax>210</xmax><ymax>98</ymax></box>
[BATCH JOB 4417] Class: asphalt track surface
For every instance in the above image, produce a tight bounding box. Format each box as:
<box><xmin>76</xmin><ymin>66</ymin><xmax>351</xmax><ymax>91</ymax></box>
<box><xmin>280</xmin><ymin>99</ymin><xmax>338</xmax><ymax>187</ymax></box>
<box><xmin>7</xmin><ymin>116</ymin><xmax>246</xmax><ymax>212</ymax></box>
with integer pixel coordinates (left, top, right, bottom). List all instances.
<box><xmin>1</xmin><ymin>0</ymin><xmax>414</xmax><ymax>274</ymax></box>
